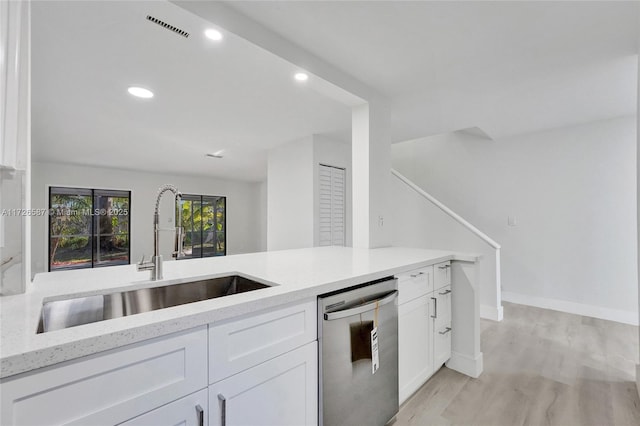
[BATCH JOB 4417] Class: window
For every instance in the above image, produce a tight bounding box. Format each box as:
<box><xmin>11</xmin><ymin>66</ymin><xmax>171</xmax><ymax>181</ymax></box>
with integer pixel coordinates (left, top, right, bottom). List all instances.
<box><xmin>49</xmin><ymin>187</ymin><xmax>130</xmax><ymax>271</ymax></box>
<box><xmin>178</xmin><ymin>194</ymin><xmax>226</xmax><ymax>258</ymax></box>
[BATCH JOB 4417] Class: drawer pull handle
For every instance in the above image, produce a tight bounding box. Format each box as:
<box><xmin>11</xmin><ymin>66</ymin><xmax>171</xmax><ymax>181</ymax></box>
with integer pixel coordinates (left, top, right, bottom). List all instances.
<box><xmin>431</xmin><ymin>297</ymin><xmax>437</xmax><ymax>319</ymax></box>
<box><xmin>410</xmin><ymin>272</ymin><xmax>424</xmax><ymax>278</ymax></box>
<box><xmin>218</xmin><ymin>393</ymin><xmax>227</xmax><ymax>426</ymax></box>
<box><xmin>439</xmin><ymin>327</ymin><xmax>452</xmax><ymax>335</ymax></box>
<box><xmin>439</xmin><ymin>289</ymin><xmax>452</xmax><ymax>295</ymax></box>
<box><xmin>196</xmin><ymin>404</ymin><xmax>204</xmax><ymax>426</ymax></box>
<box><xmin>438</xmin><ymin>264</ymin><xmax>450</xmax><ymax>270</ymax></box>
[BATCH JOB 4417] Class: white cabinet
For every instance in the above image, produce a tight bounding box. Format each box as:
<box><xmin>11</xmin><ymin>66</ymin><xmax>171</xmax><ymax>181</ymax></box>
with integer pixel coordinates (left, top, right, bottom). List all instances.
<box><xmin>119</xmin><ymin>389</ymin><xmax>208</xmax><ymax>426</ymax></box>
<box><xmin>434</xmin><ymin>261</ymin><xmax>451</xmax><ymax>290</ymax></box>
<box><xmin>0</xmin><ymin>300</ymin><xmax>319</xmax><ymax>426</ymax></box>
<box><xmin>209</xmin><ymin>342</ymin><xmax>318</xmax><ymax>426</ymax></box>
<box><xmin>209</xmin><ymin>300</ymin><xmax>316</xmax><ymax>384</ymax></box>
<box><xmin>432</xmin><ymin>285</ymin><xmax>452</xmax><ymax>369</ymax></box>
<box><xmin>0</xmin><ymin>327</ymin><xmax>208</xmax><ymax>426</ymax></box>
<box><xmin>208</xmin><ymin>299</ymin><xmax>318</xmax><ymax>426</ymax></box>
<box><xmin>398</xmin><ymin>295</ymin><xmax>433</xmax><ymax>403</ymax></box>
<box><xmin>397</xmin><ymin>263</ymin><xmax>452</xmax><ymax>405</ymax></box>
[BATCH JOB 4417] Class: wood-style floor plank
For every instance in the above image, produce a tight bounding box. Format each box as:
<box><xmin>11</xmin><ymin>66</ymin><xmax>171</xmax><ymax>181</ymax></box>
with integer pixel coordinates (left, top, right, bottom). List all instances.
<box><xmin>395</xmin><ymin>302</ymin><xmax>640</xmax><ymax>426</ymax></box>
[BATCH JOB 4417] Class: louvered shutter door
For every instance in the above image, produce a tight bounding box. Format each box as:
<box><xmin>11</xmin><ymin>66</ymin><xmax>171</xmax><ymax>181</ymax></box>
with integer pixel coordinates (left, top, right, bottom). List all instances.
<box><xmin>319</xmin><ymin>165</ymin><xmax>345</xmax><ymax>247</ymax></box>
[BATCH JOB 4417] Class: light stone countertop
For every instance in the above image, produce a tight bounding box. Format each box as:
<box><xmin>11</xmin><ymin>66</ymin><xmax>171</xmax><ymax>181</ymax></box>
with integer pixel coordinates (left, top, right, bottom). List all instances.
<box><xmin>0</xmin><ymin>246</ymin><xmax>478</xmax><ymax>379</ymax></box>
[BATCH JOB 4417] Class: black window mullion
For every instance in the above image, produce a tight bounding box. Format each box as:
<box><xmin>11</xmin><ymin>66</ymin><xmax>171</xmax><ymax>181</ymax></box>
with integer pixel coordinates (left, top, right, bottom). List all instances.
<box><xmin>91</xmin><ymin>189</ymin><xmax>100</xmax><ymax>268</ymax></box>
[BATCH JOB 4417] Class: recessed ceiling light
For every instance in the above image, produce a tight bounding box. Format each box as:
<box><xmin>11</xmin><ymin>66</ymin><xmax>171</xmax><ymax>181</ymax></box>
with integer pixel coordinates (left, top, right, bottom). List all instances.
<box><xmin>205</xmin><ymin>29</ymin><xmax>223</xmax><ymax>41</ymax></box>
<box><xmin>127</xmin><ymin>86</ymin><xmax>154</xmax><ymax>99</ymax></box>
<box><xmin>294</xmin><ymin>72</ymin><xmax>309</xmax><ymax>82</ymax></box>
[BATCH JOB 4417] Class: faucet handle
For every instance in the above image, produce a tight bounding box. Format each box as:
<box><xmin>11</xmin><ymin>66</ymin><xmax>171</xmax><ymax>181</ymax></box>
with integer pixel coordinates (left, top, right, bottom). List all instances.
<box><xmin>138</xmin><ymin>254</ymin><xmax>146</xmax><ymax>265</ymax></box>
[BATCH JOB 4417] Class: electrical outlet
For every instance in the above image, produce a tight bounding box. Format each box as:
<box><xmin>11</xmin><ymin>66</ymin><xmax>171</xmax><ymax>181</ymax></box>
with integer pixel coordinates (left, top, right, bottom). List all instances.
<box><xmin>508</xmin><ymin>216</ymin><xmax>517</xmax><ymax>226</ymax></box>
<box><xmin>378</xmin><ymin>216</ymin><xmax>384</xmax><ymax>227</ymax></box>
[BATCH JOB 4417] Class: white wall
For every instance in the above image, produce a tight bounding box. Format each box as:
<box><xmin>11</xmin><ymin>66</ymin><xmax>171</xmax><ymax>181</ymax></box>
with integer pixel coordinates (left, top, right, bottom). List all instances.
<box><xmin>267</xmin><ymin>135</ymin><xmax>351</xmax><ymax>251</ymax></box>
<box><xmin>393</xmin><ymin>117</ymin><xmax>638</xmax><ymax>324</ymax></box>
<box><xmin>267</xmin><ymin>137</ymin><xmax>315</xmax><ymax>251</ymax></box>
<box><xmin>31</xmin><ymin>162</ymin><xmax>264</xmax><ymax>276</ymax></box>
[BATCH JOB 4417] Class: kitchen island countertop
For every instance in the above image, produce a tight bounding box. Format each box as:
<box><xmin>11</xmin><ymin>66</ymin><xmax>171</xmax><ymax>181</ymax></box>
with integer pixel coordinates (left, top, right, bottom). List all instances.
<box><xmin>0</xmin><ymin>246</ymin><xmax>478</xmax><ymax>379</ymax></box>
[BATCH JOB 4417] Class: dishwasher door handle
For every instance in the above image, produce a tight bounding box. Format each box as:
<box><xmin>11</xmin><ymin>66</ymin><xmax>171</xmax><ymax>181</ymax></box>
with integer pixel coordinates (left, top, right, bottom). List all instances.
<box><xmin>324</xmin><ymin>290</ymin><xmax>398</xmax><ymax>321</ymax></box>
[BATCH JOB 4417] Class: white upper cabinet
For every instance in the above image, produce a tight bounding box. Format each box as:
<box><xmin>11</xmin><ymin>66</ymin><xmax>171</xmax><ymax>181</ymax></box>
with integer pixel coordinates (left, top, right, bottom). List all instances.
<box><xmin>0</xmin><ymin>0</ymin><xmax>29</xmax><ymax>171</ymax></box>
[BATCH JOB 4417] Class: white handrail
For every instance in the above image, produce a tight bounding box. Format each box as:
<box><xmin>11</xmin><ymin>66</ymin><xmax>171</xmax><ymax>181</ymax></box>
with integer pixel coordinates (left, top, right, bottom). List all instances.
<box><xmin>391</xmin><ymin>168</ymin><xmax>501</xmax><ymax>249</ymax></box>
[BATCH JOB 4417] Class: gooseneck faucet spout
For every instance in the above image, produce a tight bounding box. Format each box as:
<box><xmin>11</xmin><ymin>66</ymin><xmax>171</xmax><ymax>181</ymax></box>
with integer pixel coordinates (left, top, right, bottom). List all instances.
<box><xmin>137</xmin><ymin>184</ymin><xmax>184</xmax><ymax>280</ymax></box>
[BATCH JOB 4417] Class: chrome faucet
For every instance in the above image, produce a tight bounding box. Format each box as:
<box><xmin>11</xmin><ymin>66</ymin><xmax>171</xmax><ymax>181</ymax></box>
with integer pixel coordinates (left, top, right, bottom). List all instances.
<box><xmin>137</xmin><ymin>184</ymin><xmax>185</xmax><ymax>280</ymax></box>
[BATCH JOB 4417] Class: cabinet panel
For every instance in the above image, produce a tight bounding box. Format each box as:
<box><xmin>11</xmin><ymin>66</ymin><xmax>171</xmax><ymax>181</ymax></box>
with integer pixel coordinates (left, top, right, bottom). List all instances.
<box><xmin>209</xmin><ymin>342</ymin><xmax>318</xmax><ymax>426</ymax></box>
<box><xmin>434</xmin><ymin>261</ymin><xmax>451</xmax><ymax>290</ymax></box>
<box><xmin>398</xmin><ymin>295</ymin><xmax>433</xmax><ymax>404</ymax></box>
<box><xmin>209</xmin><ymin>299</ymin><xmax>316</xmax><ymax>384</ymax></box>
<box><xmin>397</xmin><ymin>266</ymin><xmax>433</xmax><ymax>305</ymax></box>
<box><xmin>434</xmin><ymin>323</ymin><xmax>452</xmax><ymax>369</ymax></box>
<box><xmin>1</xmin><ymin>327</ymin><xmax>208</xmax><ymax>426</ymax></box>
<box><xmin>433</xmin><ymin>285</ymin><xmax>452</xmax><ymax>330</ymax></box>
<box><xmin>119</xmin><ymin>389</ymin><xmax>208</xmax><ymax>426</ymax></box>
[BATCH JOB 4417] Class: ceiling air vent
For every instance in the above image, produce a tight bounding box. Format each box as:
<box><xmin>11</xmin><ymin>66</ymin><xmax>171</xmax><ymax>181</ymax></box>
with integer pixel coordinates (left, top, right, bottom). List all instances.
<box><xmin>146</xmin><ymin>15</ymin><xmax>189</xmax><ymax>38</ymax></box>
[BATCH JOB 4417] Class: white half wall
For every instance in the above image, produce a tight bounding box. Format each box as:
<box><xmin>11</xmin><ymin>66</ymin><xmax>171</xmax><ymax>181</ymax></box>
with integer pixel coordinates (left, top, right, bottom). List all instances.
<box><xmin>31</xmin><ymin>161</ymin><xmax>264</xmax><ymax>276</ymax></box>
<box><xmin>390</xmin><ymin>174</ymin><xmax>502</xmax><ymax>321</ymax></box>
<box><xmin>393</xmin><ymin>117</ymin><xmax>638</xmax><ymax>324</ymax></box>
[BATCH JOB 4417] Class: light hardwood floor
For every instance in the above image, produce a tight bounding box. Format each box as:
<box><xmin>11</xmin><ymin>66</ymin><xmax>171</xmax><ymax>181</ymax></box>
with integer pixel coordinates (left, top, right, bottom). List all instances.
<box><xmin>396</xmin><ymin>302</ymin><xmax>640</xmax><ymax>426</ymax></box>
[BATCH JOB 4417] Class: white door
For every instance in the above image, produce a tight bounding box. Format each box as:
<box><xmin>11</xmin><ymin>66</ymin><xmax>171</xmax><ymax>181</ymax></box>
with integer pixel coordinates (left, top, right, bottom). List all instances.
<box><xmin>398</xmin><ymin>295</ymin><xmax>433</xmax><ymax>404</ymax></box>
<box><xmin>208</xmin><ymin>342</ymin><xmax>318</xmax><ymax>426</ymax></box>
<box><xmin>319</xmin><ymin>165</ymin><xmax>345</xmax><ymax>246</ymax></box>
<box><xmin>119</xmin><ymin>389</ymin><xmax>208</xmax><ymax>426</ymax></box>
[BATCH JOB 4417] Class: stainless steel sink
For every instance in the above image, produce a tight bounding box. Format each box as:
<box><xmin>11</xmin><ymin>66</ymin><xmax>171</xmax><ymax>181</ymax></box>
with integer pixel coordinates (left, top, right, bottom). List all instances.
<box><xmin>37</xmin><ymin>275</ymin><xmax>271</xmax><ymax>333</ymax></box>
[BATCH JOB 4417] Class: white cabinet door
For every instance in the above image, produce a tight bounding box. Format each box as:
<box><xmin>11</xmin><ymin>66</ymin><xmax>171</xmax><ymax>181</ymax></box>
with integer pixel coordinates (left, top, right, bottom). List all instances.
<box><xmin>433</xmin><ymin>285</ymin><xmax>452</xmax><ymax>369</ymax></box>
<box><xmin>209</xmin><ymin>342</ymin><xmax>317</xmax><ymax>426</ymax></box>
<box><xmin>398</xmin><ymin>295</ymin><xmax>433</xmax><ymax>404</ymax></box>
<box><xmin>1</xmin><ymin>327</ymin><xmax>208</xmax><ymax>426</ymax></box>
<box><xmin>434</xmin><ymin>323</ymin><xmax>452</xmax><ymax>369</ymax></box>
<box><xmin>119</xmin><ymin>389</ymin><xmax>208</xmax><ymax>426</ymax></box>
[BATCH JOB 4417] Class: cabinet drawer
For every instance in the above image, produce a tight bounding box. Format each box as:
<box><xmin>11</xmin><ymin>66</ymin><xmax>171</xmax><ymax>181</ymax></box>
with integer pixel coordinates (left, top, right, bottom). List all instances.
<box><xmin>209</xmin><ymin>299</ymin><xmax>316</xmax><ymax>384</ymax></box>
<box><xmin>397</xmin><ymin>266</ymin><xmax>433</xmax><ymax>304</ymax></box>
<box><xmin>0</xmin><ymin>327</ymin><xmax>208</xmax><ymax>426</ymax></box>
<box><xmin>434</xmin><ymin>261</ymin><xmax>451</xmax><ymax>290</ymax></box>
<box><xmin>432</xmin><ymin>285</ymin><xmax>452</xmax><ymax>329</ymax></box>
<box><xmin>119</xmin><ymin>388</ymin><xmax>208</xmax><ymax>426</ymax></box>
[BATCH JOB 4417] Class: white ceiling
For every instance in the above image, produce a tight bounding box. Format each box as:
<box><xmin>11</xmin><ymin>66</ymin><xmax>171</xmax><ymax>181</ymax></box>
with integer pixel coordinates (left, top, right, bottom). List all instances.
<box><xmin>228</xmin><ymin>0</ymin><xmax>639</xmax><ymax>141</ymax></box>
<box><xmin>33</xmin><ymin>1</ymin><xmax>639</xmax><ymax>182</ymax></box>
<box><xmin>31</xmin><ymin>1</ymin><xmax>351</xmax><ymax>182</ymax></box>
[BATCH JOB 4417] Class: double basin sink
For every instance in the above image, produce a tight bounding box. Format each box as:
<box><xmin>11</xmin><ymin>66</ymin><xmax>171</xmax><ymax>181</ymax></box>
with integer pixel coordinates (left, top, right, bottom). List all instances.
<box><xmin>37</xmin><ymin>275</ymin><xmax>271</xmax><ymax>333</ymax></box>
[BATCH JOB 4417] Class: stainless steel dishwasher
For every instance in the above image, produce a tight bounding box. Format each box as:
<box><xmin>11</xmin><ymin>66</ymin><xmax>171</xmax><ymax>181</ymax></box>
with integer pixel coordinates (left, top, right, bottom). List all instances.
<box><xmin>318</xmin><ymin>277</ymin><xmax>399</xmax><ymax>426</ymax></box>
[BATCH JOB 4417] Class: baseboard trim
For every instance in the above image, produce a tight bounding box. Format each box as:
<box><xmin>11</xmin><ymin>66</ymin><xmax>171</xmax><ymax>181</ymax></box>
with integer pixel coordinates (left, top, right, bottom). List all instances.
<box><xmin>446</xmin><ymin>351</ymin><xmax>483</xmax><ymax>378</ymax></box>
<box><xmin>480</xmin><ymin>304</ymin><xmax>503</xmax><ymax>322</ymax></box>
<box><xmin>501</xmin><ymin>291</ymin><xmax>638</xmax><ymax>325</ymax></box>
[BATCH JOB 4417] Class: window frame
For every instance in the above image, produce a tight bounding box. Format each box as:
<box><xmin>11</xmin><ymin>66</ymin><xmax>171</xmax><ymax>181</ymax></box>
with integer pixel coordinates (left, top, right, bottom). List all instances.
<box><xmin>48</xmin><ymin>186</ymin><xmax>131</xmax><ymax>271</ymax></box>
<box><xmin>177</xmin><ymin>194</ymin><xmax>226</xmax><ymax>259</ymax></box>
